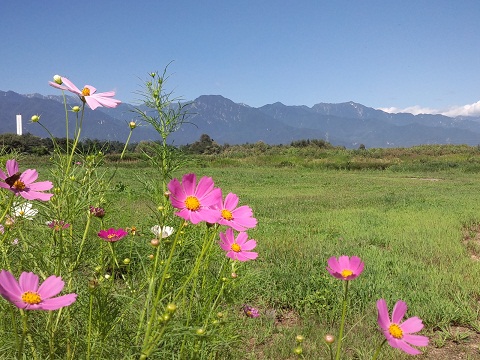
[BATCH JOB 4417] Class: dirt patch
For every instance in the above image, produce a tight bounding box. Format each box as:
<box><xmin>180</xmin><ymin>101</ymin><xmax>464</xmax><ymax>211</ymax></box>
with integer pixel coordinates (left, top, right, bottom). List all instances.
<box><xmin>421</xmin><ymin>326</ymin><xmax>480</xmax><ymax>359</ymax></box>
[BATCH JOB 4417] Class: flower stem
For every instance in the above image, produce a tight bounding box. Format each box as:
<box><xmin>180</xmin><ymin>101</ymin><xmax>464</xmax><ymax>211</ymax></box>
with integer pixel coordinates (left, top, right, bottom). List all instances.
<box><xmin>335</xmin><ymin>280</ymin><xmax>349</xmax><ymax>360</ymax></box>
<box><xmin>120</xmin><ymin>129</ymin><xmax>133</xmax><ymax>159</ymax></box>
<box><xmin>371</xmin><ymin>339</ymin><xmax>387</xmax><ymax>360</ymax></box>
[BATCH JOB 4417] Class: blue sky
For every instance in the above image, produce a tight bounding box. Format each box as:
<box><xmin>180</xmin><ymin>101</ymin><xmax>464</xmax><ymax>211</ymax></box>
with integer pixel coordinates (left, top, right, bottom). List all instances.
<box><xmin>1</xmin><ymin>1</ymin><xmax>480</xmax><ymax>116</ymax></box>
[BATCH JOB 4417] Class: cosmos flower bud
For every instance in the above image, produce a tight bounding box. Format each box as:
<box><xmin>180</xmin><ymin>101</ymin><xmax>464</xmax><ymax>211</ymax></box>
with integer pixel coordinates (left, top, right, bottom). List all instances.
<box><xmin>296</xmin><ymin>335</ymin><xmax>305</xmax><ymax>343</ymax></box>
<box><xmin>129</xmin><ymin>121</ymin><xmax>137</xmax><ymax>129</ymax></box>
<box><xmin>72</xmin><ymin>106</ymin><xmax>81</xmax><ymax>113</ymax></box>
<box><xmin>53</xmin><ymin>75</ymin><xmax>62</xmax><ymax>85</ymax></box>
<box><xmin>324</xmin><ymin>334</ymin><xmax>335</xmax><ymax>344</ymax></box>
<box><xmin>31</xmin><ymin>115</ymin><xmax>40</xmax><ymax>122</ymax></box>
<box><xmin>166</xmin><ymin>303</ymin><xmax>177</xmax><ymax>313</ymax></box>
<box><xmin>150</xmin><ymin>239</ymin><xmax>160</xmax><ymax>247</ymax></box>
<box><xmin>293</xmin><ymin>347</ymin><xmax>302</xmax><ymax>355</ymax></box>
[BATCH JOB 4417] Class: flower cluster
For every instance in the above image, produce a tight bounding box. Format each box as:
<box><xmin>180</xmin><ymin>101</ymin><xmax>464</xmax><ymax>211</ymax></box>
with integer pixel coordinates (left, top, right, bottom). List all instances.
<box><xmin>168</xmin><ymin>173</ymin><xmax>258</xmax><ymax>261</ymax></box>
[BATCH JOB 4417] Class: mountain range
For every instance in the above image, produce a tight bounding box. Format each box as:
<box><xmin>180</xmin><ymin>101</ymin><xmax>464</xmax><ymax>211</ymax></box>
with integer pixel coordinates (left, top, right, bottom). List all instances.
<box><xmin>2</xmin><ymin>90</ymin><xmax>480</xmax><ymax>148</ymax></box>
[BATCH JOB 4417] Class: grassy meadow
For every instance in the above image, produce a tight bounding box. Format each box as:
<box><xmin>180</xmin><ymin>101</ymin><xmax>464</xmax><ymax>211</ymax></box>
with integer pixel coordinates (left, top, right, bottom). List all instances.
<box><xmin>17</xmin><ymin>146</ymin><xmax>480</xmax><ymax>359</ymax></box>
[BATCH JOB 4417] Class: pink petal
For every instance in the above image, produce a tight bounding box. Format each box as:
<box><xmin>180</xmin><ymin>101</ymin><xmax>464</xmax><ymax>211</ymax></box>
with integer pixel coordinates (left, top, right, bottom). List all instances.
<box><xmin>327</xmin><ymin>257</ymin><xmax>341</xmax><ymax>273</ymax></box>
<box><xmin>84</xmin><ymin>97</ymin><xmax>102</xmax><ymax>110</ymax></box>
<box><xmin>168</xmin><ymin>178</ymin><xmax>186</xmax><ymax>201</ymax></box>
<box><xmin>6</xmin><ymin>159</ymin><xmax>18</xmax><ymax>176</ymax></box>
<box><xmin>61</xmin><ymin>77</ymin><xmax>82</xmax><ymax>95</ymax></box>
<box><xmin>396</xmin><ymin>339</ymin><xmax>422</xmax><ymax>355</ymax></box>
<box><xmin>27</xmin><ymin>180</ymin><xmax>53</xmax><ymax>192</ymax></box>
<box><xmin>0</xmin><ymin>270</ymin><xmax>22</xmax><ymax>301</ymax></box>
<box><xmin>376</xmin><ymin>299</ymin><xmax>391</xmax><ymax>331</ymax></box>
<box><xmin>19</xmin><ymin>169</ymin><xmax>39</xmax><ymax>185</ymax></box>
<box><xmin>19</xmin><ymin>190</ymin><xmax>53</xmax><ymax>201</ymax></box>
<box><xmin>37</xmin><ymin>275</ymin><xmax>65</xmax><ymax>299</ymax></box>
<box><xmin>391</xmin><ymin>300</ymin><xmax>407</xmax><ymax>324</ymax></box>
<box><xmin>235</xmin><ymin>251</ymin><xmax>258</xmax><ymax>262</ymax></box>
<box><xmin>223</xmin><ymin>193</ymin><xmax>239</xmax><ymax>210</ymax></box>
<box><xmin>84</xmin><ymin>85</ymin><xmax>97</xmax><ymax>94</ymax></box>
<box><xmin>241</xmin><ymin>239</ymin><xmax>257</xmax><ymax>251</ymax></box>
<box><xmin>403</xmin><ymin>334</ymin><xmax>429</xmax><ymax>347</ymax></box>
<box><xmin>19</xmin><ymin>272</ymin><xmax>39</xmax><ymax>292</ymax></box>
<box><xmin>201</xmin><ymin>188</ymin><xmax>222</xmax><ymax>207</ymax></box>
<box><xmin>182</xmin><ymin>173</ymin><xmax>197</xmax><ymax>195</ymax></box>
<box><xmin>338</xmin><ymin>255</ymin><xmax>350</xmax><ymax>270</ymax></box>
<box><xmin>232</xmin><ymin>205</ymin><xmax>254</xmax><ymax>218</ymax></box>
<box><xmin>0</xmin><ymin>168</ymin><xmax>7</xmax><ymax>180</ymax></box>
<box><xmin>400</xmin><ymin>316</ymin><xmax>424</xmax><ymax>334</ymax></box>
<box><xmin>195</xmin><ymin>176</ymin><xmax>215</xmax><ymax>198</ymax></box>
<box><xmin>37</xmin><ymin>293</ymin><xmax>77</xmax><ymax>310</ymax></box>
<box><xmin>235</xmin><ymin>231</ymin><xmax>249</xmax><ymax>245</ymax></box>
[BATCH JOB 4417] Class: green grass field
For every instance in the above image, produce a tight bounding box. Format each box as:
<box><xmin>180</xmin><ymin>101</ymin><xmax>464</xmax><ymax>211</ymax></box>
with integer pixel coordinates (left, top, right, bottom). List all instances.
<box><xmin>9</xmin><ymin>149</ymin><xmax>480</xmax><ymax>359</ymax></box>
<box><xmin>87</xmin><ymin>153</ymin><xmax>480</xmax><ymax>358</ymax></box>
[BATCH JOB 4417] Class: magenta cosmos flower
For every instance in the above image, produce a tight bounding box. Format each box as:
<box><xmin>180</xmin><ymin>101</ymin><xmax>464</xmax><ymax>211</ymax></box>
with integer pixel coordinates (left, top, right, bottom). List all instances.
<box><xmin>98</xmin><ymin>228</ymin><xmax>128</xmax><ymax>242</ymax></box>
<box><xmin>0</xmin><ymin>270</ymin><xmax>77</xmax><ymax>310</ymax></box>
<box><xmin>377</xmin><ymin>299</ymin><xmax>429</xmax><ymax>355</ymax></box>
<box><xmin>167</xmin><ymin>173</ymin><xmax>222</xmax><ymax>224</ymax></box>
<box><xmin>0</xmin><ymin>159</ymin><xmax>53</xmax><ymax>201</ymax></box>
<box><xmin>219</xmin><ymin>228</ymin><xmax>258</xmax><ymax>262</ymax></box>
<box><xmin>216</xmin><ymin>192</ymin><xmax>257</xmax><ymax>231</ymax></box>
<box><xmin>49</xmin><ymin>76</ymin><xmax>121</xmax><ymax>110</ymax></box>
<box><xmin>326</xmin><ymin>255</ymin><xmax>364</xmax><ymax>280</ymax></box>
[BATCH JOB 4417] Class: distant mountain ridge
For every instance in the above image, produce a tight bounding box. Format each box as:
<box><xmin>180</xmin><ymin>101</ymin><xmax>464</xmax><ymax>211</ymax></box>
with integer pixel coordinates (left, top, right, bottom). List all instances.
<box><xmin>1</xmin><ymin>90</ymin><xmax>480</xmax><ymax>148</ymax></box>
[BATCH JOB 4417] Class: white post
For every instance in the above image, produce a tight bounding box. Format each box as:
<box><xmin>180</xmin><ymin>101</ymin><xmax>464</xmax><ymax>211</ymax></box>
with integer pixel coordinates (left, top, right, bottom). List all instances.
<box><xmin>16</xmin><ymin>115</ymin><xmax>22</xmax><ymax>135</ymax></box>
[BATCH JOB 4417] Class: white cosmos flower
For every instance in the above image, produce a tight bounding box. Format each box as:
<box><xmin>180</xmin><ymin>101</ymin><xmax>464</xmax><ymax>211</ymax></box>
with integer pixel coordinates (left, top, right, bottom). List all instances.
<box><xmin>13</xmin><ymin>202</ymin><xmax>38</xmax><ymax>220</ymax></box>
<box><xmin>151</xmin><ymin>225</ymin><xmax>174</xmax><ymax>239</ymax></box>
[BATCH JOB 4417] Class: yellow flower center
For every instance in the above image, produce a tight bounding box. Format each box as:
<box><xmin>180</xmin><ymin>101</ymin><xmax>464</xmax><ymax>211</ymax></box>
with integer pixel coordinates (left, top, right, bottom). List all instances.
<box><xmin>185</xmin><ymin>196</ymin><xmax>201</xmax><ymax>211</ymax></box>
<box><xmin>107</xmin><ymin>234</ymin><xmax>116</xmax><ymax>239</ymax></box>
<box><xmin>389</xmin><ymin>324</ymin><xmax>403</xmax><ymax>339</ymax></box>
<box><xmin>21</xmin><ymin>291</ymin><xmax>42</xmax><ymax>305</ymax></box>
<box><xmin>340</xmin><ymin>269</ymin><xmax>353</xmax><ymax>278</ymax></box>
<box><xmin>19</xmin><ymin>211</ymin><xmax>25</xmax><ymax>216</ymax></box>
<box><xmin>231</xmin><ymin>243</ymin><xmax>241</xmax><ymax>252</ymax></box>
<box><xmin>13</xmin><ymin>180</ymin><xmax>26</xmax><ymax>191</ymax></box>
<box><xmin>82</xmin><ymin>87</ymin><xmax>91</xmax><ymax>96</ymax></box>
<box><xmin>221</xmin><ymin>209</ymin><xmax>233</xmax><ymax>221</ymax></box>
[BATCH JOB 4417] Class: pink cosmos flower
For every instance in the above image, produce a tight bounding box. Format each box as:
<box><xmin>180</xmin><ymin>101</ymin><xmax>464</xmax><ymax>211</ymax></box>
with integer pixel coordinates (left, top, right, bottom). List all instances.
<box><xmin>243</xmin><ymin>304</ymin><xmax>260</xmax><ymax>318</ymax></box>
<box><xmin>326</xmin><ymin>255</ymin><xmax>364</xmax><ymax>280</ymax></box>
<box><xmin>98</xmin><ymin>228</ymin><xmax>128</xmax><ymax>242</ymax></box>
<box><xmin>167</xmin><ymin>173</ymin><xmax>222</xmax><ymax>224</ymax></box>
<box><xmin>219</xmin><ymin>228</ymin><xmax>258</xmax><ymax>262</ymax></box>
<box><xmin>0</xmin><ymin>159</ymin><xmax>53</xmax><ymax>201</ymax></box>
<box><xmin>377</xmin><ymin>299</ymin><xmax>429</xmax><ymax>355</ymax></box>
<box><xmin>49</xmin><ymin>76</ymin><xmax>121</xmax><ymax>110</ymax></box>
<box><xmin>89</xmin><ymin>206</ymin><xmax>105</xmax><ymax>218</ymax></box>
<box><xmin>216</xmin><ymin>192</ymin><xmax>257</xmax><ymax>231</ymax></box>
<box><xmin>0</xmin><ymin>270</ymin><xmax>77</xmax><ymax>310</ymax></box>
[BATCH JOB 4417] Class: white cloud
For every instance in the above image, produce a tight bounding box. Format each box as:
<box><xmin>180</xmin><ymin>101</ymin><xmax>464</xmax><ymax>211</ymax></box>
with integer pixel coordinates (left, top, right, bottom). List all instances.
<box><xmin>378</xmin><ymin>100</ymin><xmax>480</xmax><ymax>117</ymax></box>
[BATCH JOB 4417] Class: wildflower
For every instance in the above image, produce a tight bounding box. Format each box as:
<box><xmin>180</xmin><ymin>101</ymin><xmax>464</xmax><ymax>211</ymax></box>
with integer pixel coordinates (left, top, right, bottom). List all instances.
<box><xmin>326</xmin><ymin>255</ymin><xmax>364</xmax><ymax>280</ymax></box>
<box><xmin>30</xmin><ymin>115</ymin><xmax>40</xmax><ymax>123</ymax></box>
<box><xmin>47</xmin><ymin>220</ymin><xmax>70</xmax><ymax>231</ymax></box>
<box><xmin>89</xmin><ymin>206</ymin><xmax>105</xmax><ymax>218</ymax></box>
<box><xmin>243</xmin><ymin>304</ymin><xmax>260</xmax><ymax>318</ymax></box>
<box><xmin>0</xmin><ymin>270</ymin><xmax>77</xmax><ymax>310</ymax></box>
<box><xmin>216</xmin><ymin>192</ymin><xmax>257</xmax><ymax>231</ymax></box>
<box><xmin>219</xmin><ymin>228</ymin><xmax>258</xmax><ymax>262</ymax></box>
<box><xmin>150</xmin><ymin>225</ymin><xmax>174</xmax><ymax>239</ymax></box>
<box><xmin>167</xmin><ymin>173</ymin><xmax>222</xmax><ymax>224</ymax></box>
<box><xmin>49</xmin><ymin>76</ymin><xmax>121</xmax><ymax>110</ymax></box>
<box><xmin>98</xmin><ymin>228</ymin><xmax>128</xmax><ymax>242</ymax></box>
<box><xmin>0</xmin><ymin>159</ymin><xmax>53</xmax><ymax>201</ymax></box>
<box><xmin>13</xmin><ymin>202</ymin><xmax>38</xmax><ymax>220</ymax></box>
<box><xmin>71</xmin><ymin>106</ymin><xmax>81</xmax><ymax>113</ymax></box>
<box><xmin>129</xmin><ymin>121</ymin><xmax>137</xmax><ymax>129</ymax></box>
<box><xmin>376</xmin><ymin>299</ymin><xmax>429</xmax><ymax>355</ymax></box>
